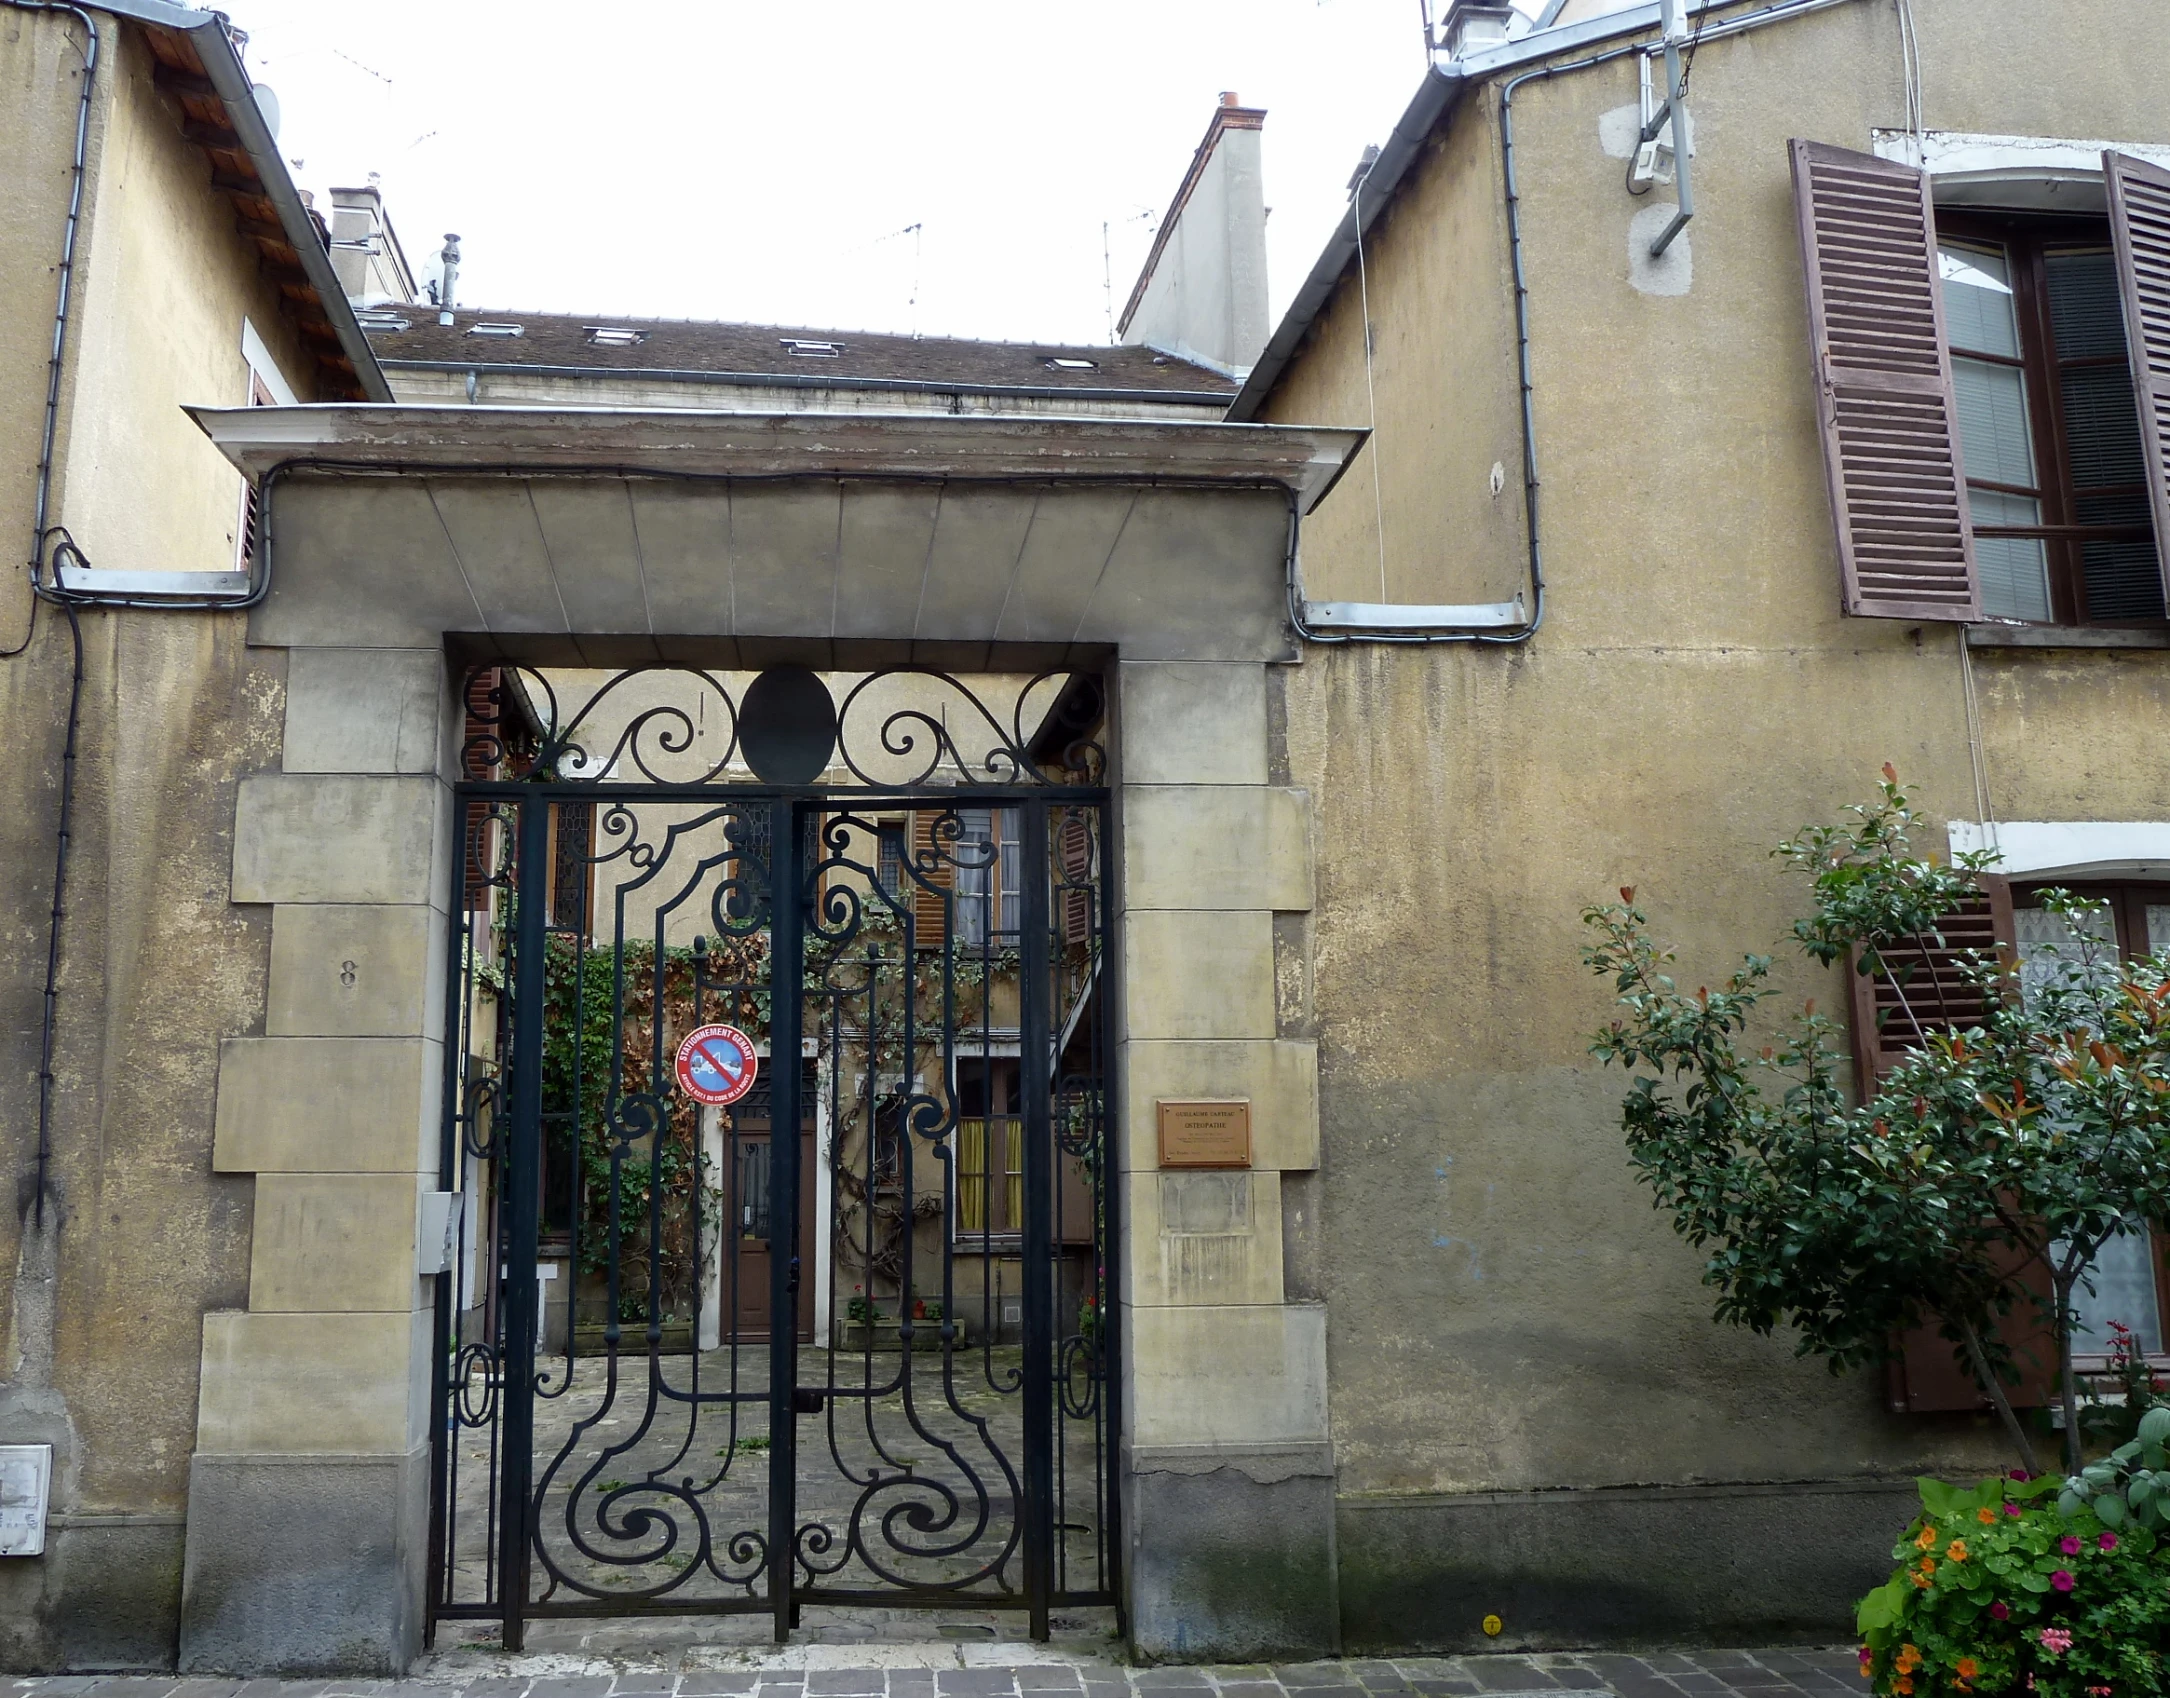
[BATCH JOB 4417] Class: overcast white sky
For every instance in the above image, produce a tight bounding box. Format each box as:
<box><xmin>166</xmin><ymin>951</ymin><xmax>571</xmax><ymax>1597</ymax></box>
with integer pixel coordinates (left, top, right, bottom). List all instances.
<box><xmin>225</xmin><ymin>0</ymin><xmax>1485</xmax><ymax>347</ymax></box>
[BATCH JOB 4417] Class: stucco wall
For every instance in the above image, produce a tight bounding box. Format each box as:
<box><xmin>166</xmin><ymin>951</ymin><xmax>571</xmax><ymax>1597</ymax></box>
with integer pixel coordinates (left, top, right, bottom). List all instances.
<box><xmin>0</xmin><ymin>13</ymin><xmax>308</xmax><ymax>1670</ymax></box>
<box><xmin>1258</xmin><ymin>0</ymin><xmax>2170</xmax><ymax>1647</ymax></box>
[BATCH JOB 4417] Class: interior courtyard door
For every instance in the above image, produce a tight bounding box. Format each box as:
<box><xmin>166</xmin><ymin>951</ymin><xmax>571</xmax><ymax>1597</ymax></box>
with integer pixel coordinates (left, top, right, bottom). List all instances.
<box><xmin>429</xmin><ymin>664</ymin><xmax>1118</xmax><ymax>1648</ymax></box>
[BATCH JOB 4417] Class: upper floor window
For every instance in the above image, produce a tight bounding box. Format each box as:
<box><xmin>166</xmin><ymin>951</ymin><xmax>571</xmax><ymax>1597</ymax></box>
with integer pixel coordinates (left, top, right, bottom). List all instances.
<box><xmin>1791</xmin><ymin>141</ymin><xmax>2170</xmax><ymax>629</ymax></box>
<box><xmin>1941</xmin><ymin>223</ymin><xmax>2161</xmax><ymax>624</ymax></box>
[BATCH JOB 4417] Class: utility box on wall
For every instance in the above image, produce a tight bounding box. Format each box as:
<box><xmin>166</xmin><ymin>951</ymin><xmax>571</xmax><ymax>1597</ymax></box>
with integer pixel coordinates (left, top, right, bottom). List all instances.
<box><xmin>0</xmin><ymin>1444</ymin><xmax>53</xmax><ymax>1557</ymax></box>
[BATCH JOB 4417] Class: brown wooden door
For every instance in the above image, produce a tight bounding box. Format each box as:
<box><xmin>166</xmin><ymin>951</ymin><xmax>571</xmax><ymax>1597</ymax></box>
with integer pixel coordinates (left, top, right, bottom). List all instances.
<box><xmin>722</xmin><ymin>1119</ymin><xmax>816</xmax><ymax>1343</ymax></box>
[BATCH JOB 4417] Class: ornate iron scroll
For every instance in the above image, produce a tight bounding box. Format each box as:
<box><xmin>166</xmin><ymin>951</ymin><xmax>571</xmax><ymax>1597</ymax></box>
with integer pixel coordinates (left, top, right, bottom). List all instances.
<box><xmin>459</xmin><ymin>665</ymin><xmax>1106</xmax><ymax>789</ymax></box>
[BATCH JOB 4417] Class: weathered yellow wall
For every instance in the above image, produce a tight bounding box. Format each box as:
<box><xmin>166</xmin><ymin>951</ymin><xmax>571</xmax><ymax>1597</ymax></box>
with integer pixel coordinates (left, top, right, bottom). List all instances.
<box><xmin>0</xmin><ymin>13</ymin><xmax>305</xmax><ymax>1667</ymax></box>
<box><xmin>1259</xmin><ymin>0</ymin><xmax>2170</xmax><ymax>1513</ymax></box>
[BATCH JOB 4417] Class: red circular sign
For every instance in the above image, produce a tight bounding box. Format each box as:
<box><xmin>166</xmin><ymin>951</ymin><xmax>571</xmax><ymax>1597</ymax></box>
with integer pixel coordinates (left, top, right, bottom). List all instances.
<box><xmin>674</xmin><ymin>1024</ymin><xmax>759</xmax><ymax>1106</ymax></box>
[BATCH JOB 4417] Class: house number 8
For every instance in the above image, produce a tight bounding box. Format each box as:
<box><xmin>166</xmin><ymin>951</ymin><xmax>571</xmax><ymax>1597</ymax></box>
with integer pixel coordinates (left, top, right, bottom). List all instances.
<box><xmin>340</xmin><ymin>960</ymin><xmax>358</xmax><ymax>988</ymax></box>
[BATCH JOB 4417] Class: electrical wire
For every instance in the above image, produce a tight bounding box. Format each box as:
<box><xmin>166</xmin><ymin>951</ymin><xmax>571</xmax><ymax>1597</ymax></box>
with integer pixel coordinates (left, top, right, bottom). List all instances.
<box><xmin>2</xmin><ymin>0</ymin><xmax>97</xmax><ymax>658</ymax></box>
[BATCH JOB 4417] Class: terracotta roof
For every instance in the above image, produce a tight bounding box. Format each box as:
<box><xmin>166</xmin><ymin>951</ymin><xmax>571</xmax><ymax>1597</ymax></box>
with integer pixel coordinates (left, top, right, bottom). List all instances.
<box><xmin>363</xmin><ymin>310</ymin><xmax>1236</xmax><ymax>400</ymax></box>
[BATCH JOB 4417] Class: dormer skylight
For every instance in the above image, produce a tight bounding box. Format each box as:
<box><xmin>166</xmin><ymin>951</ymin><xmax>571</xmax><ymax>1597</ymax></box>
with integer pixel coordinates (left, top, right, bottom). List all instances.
<box><xmin>466</xmin><ymin>322</ymin><xmax>524</xmax><ymax>338</ymax></box>
<box><xmin>356</xmin><ymin>311</ymin><xmax>411</xmax><ymax>332</ymax></box>
<box><xmin>780</xmin><ymin>337</ymin><xmax>844</xmax><ymax>357</ymax></box>
<box><xmin>585</xmin><ymin>326</ymin><xmax>647</xmax><ymax>348</ymax></box>
<box><xmin>1045</xmin><ymin>356</ymin><xmax>1099</xmax><ymax>371</ymax></box>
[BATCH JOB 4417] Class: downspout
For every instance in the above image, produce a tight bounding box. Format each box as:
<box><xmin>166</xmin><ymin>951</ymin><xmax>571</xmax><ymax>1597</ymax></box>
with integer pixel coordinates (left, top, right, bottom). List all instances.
<box><xmin>0</xmin><ymin>1</ymin><xmax>96</xmax><ymax>1235</ymax></box>
<box><xmin>1289</xmin><ymin>0</ymin><xmax>1865</xmax><ymax>645</ymax></box>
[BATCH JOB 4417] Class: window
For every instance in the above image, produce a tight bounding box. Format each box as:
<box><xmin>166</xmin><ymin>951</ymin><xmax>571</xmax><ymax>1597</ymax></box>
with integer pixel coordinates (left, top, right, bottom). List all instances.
<box><xmin>465</xmin><ymin>322</ymin><xmax>524</xmax><ymax>338</ymax></box>
<box><xmin>1791</xmin><ymin>142</ymin><xmax>2170</xmax><ymax>626</ymax></box>
<box><xmin>954</xmin><ymin>1058</ymin><xmax>1023</xmax><ymax>1239</ymax></box>
<box><xmin>1941</xmin><ymin>225</ymin><xmax>2162</xmax><ymax>623</ymax></box>
<box><xmin>779</xmin><ymin>338</ymin><xmax>843</xmax><ymax>357</ymax></box>
<box><xmin>875</xmin><ymin>819</ymin><xmax>906</xmax><ymax>898</ymax></box>
<box><xmin>952</xmin><ymin>807</ymin><xmax>1021</xmax><ymax>946</ymax></box>
<box><xmin>2011</xmin><ymin>883</ymin><xmax>2170</xmax><ymax>1359</ymax></box>
<box><xmin>584</xmin><ymin>326</ymin><xmax>646</xmax><ymax>348</ymax></box>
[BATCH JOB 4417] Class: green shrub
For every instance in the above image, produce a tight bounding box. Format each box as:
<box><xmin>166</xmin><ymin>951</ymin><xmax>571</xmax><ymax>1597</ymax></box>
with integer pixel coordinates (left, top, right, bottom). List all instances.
<box><xmin>1859</xmin><ymin>1472</ymin><xmax>2170</xmax><ymax>1696</ymax></box>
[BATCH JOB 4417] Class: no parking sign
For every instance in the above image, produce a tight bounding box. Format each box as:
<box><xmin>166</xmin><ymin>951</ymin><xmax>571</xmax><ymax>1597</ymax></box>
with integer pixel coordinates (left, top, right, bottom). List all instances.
<box><xmin>674</xmin><ymin>1024</ymin><xmax>759</xmax><ymax>1106</ymax></box>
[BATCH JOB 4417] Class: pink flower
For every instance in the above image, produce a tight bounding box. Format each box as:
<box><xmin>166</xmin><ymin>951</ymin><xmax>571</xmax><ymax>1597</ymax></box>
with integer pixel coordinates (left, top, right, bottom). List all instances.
<box><xmin>2059</xmin><ymin>1534</ymin><xmax>2083</xmax><ymax>1555</ymax></box>
<box><xmin>1858</xmin><ymin>1648</ymin><xmax>1873</xmax><ymax>1675</ymax></box>
<box><xmin>2040</xmin><ymin>1627</ymin><xmax>2074</xmax><ymax>1654</ymax></box>
<box><xmin>2052</xmin><ymin>1569</ymin><xmax>2076</xmax><ymax>1592</ymax></box>
<box><xmin>2006</xmin><ymin>1501</ymin><xmax>2024</xmax><ymax>1517</ymax></box>
<box><xmin>1990</xmin><ymin>1600</ymin><xmax>2011</xmax><ymax>1620</ymax></box>
<box><xmin>2098</xmin><ymin>1532</ymin><xmax>2119</xmax><ymax>1551</ymax></box>
<box><xmin>2086</xmin><ymin>1689</ymin><xmax>2111</xmax><ymax>1697</ymax></box>
<box><xmin>2009</xmin><ymin>1468</ymin><xmax>2034</xmax><ymax>1481</ymax></box>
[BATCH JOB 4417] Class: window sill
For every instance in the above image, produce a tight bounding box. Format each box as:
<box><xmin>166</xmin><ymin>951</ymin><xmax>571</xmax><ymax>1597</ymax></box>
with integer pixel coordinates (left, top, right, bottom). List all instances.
<box><xmin>1966</xmin><ymin>623</ymin><xmax>2170</xmax><ymax>651</ymax></box>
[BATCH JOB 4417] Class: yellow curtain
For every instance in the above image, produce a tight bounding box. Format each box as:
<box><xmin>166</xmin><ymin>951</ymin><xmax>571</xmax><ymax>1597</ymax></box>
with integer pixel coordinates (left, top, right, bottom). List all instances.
<box><xmin>958</xmin><ymin>1118</ymin><xmax>988</xmax><ymax>1234</ymax></box>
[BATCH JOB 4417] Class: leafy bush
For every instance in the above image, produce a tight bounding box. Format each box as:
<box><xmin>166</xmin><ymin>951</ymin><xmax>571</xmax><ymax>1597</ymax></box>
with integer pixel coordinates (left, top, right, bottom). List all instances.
<box><xmin>1859</xmin><ymin>1471</ymin><xmax>2170</xmax><ymax>1696</ymax></box>
<box><xmin>2061</xmin><ymin>1406</ymin><xmax>2170</xmax><ymax>1534</ymax></box>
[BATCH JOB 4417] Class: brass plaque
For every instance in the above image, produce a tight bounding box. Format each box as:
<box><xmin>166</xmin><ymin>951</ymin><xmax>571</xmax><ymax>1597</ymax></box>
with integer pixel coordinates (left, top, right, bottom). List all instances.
<box><xmin>1157</xmin><ymin>1099</ymin><xmax>1252</xmax><ymax>1169</ymax></box>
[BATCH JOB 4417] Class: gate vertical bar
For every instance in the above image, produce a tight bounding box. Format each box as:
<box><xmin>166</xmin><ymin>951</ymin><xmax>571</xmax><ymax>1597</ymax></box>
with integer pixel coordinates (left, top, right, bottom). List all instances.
<box><xmin>497</xmin><ymin>794</ymin><xmax>549</xmax><ymax>1649</ymax></box>
<box><xmin>425</xmin><ymin>795</ymin><xmax>469</xmax><ymax>1638</ymax></box>
<box><xmin>1018</xmin><ymin>801</ymin><xmax>1055</xmax><ymax>1639</ymax></box>
<box><xmin>766</xmin><ymin>796</ymin><xmax>805</xmax><ymax>1642</ymax></box>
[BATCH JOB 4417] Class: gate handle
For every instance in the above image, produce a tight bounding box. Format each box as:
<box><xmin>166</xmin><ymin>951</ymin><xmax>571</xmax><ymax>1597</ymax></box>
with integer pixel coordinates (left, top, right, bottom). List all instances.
<box><xmin>791</xmin><ymin>1388</ymin><xmax>825</xmax><ymax>1415</ymax></box>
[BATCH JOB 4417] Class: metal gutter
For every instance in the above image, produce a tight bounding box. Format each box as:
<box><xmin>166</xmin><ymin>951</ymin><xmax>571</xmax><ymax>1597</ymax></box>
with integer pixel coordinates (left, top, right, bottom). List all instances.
<box><xmin>374</xmin><ymin>359</ymin><xmax>1233</xmax><ymax>410</ymax></box>
<box><xmin>94</xmin><ymin>0</ymin><xmax>391</xmax><ymax>402</ymax></box>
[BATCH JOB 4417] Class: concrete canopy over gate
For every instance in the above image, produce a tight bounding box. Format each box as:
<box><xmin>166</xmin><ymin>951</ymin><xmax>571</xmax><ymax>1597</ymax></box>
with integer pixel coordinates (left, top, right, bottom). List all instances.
<box><xmin>182</xmin><ymin>405</ymin><xmax>1361</xmax><ymax>1671</ymax></box>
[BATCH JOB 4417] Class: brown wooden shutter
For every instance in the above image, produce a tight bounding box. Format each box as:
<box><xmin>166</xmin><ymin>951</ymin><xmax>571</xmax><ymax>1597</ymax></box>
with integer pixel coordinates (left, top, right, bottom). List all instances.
<box><xmin>908</xmin><ymin>810</ymin><xmax>951</xmax><ymax>948</ymax></box>
<box><xmin>1848</xmin><ymin>875</ymin><xmax>2014</xmax><ymax>1101</ymax></box>
<box><xmin>1888</xmin><ymin>1243</ymin><xmax>2055</xmax><ymax>1414</ymax></box>
<box><xmin>2106</xmin><ymin>150</ymin><xmax>2170</xmax><ymax>606</ymax></box>
<box><xmin>462</xmin><ymin>667</ymin><xmax>500</xmax><ymax>912</ymax></box>
<box><xmin>1790</xmin><ymin>140</ymin><xmax>1981</xmax><ymax>621</ymax></box>
<box><xmin>1058</xmin><ymin>813</ymin><xmax>1094</xmax><ymax>946</ymax></box>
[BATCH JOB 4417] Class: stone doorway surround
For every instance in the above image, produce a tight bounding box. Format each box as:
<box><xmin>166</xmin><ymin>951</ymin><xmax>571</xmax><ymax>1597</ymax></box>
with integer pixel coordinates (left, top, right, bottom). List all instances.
<box><xmin>178</xmin><ymin>406</ymin><xmax>1363</xmax><ymax>1673</ymax></box>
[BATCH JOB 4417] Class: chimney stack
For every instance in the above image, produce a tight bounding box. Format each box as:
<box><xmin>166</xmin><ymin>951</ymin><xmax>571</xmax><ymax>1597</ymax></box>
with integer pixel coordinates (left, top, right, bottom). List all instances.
<box><xmin>1117</xmin><ymin>93</ymin><xmax>1270</xmax><ymax>381</ymax></box>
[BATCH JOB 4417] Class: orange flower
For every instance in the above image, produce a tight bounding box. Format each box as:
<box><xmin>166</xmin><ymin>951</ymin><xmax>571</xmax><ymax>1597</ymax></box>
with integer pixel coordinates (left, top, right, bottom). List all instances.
<box><xmin>1895</xmin><ymin>1679</ymin><xmax>1914</xmax><ymax>1695</ymax></box>
<box><xmin>1897</xmin><ymin>1646</ymin><xmax>1923</xmax><ymax>1673</ymax></box>
<box><xmin>1957</xmin><ymin>1660</ymin><xmax>1980</xmax><ymax>1682</ymax></box>
<box><xmin>1977</xmin><ymin>1507</ymin><xmax>1998</xmax><ymax>1525</ymax></box>
<box><xmin>1946</xmin><ymin>1539</ymin><xmax>1969</xmax><ymax>1562</ymax></box>
<box><xmin>1909</xmin><ymin>1570</ymin><xmax>1931</xmax><ymax>1589</ymax></box>
<box><xmin>1915</xmin><ymin>1527</ymin><xmax>1939</xmax><ymax>1551</ymax></box>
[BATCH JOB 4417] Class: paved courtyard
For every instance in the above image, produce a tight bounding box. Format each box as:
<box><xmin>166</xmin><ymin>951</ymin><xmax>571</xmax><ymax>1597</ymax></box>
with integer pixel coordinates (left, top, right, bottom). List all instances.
<box><xmin>1</xmin><ymin>1645</ymin><xmax>1873</xmax><ymax>1698</ymax></box>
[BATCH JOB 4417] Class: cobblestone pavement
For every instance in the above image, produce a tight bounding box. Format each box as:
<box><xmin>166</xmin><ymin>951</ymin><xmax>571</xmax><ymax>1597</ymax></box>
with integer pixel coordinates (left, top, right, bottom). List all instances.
<box><xmin>1</xmin><ymin>1643</ymin><xmax>1873</xmax><ymax>1698</ymax></box>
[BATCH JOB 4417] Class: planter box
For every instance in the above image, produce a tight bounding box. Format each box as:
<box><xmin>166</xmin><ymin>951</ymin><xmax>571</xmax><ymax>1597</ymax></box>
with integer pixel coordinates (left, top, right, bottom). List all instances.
<box><xmin>838</xmin><ymin>1317</ymin><xmax>966</xmax><ymax>1354</ymax></box>
<box><xmin>573</xmin><ymin>1322</ymin><xmax>696</xmax><ymax>1355</ymax></box>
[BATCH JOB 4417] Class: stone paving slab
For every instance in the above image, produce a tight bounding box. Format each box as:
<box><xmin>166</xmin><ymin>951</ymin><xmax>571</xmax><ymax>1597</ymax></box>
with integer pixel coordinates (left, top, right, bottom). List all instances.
<box><xmin>8</xmin><ymin>1652</ymin><xmax>1872</xmax><ymax>1698</ymax></box>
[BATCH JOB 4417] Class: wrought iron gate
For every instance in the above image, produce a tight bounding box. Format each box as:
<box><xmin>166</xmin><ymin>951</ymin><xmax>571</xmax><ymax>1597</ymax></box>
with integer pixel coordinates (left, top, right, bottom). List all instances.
<box><xmin>431</xmin><ymin>665</ymin><xmax>1118</xmax><ymax>1645</ymax></box>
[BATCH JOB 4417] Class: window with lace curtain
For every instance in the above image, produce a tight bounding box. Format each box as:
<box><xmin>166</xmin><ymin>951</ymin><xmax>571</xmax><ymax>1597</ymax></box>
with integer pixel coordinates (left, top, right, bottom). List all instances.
<box><xmin>2013</xmin><ymin>883</ymin><xmax>2170</xmax><ymax>1359</ymax></box>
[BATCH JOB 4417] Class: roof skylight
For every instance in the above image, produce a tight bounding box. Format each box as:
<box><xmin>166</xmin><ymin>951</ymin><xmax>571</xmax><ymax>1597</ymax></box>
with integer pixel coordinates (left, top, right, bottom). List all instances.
<box><xmin>779</xmin><ymin>337</ymin><xmax>844</xmax><ymax>357</ymax></box>
<box><xmin>585</xmin><ymin>326</ymin><xmax>647</xmax><ymax>348</ymax></box>
<box><xmin>466</xmin><ymin>322</ymin><xmax>525</xmax><ymax>338</ymax></box>
<box><xmin>1045</xmin><ymin>357</ymin><xmax>1099</xmax><ymax>371</ymax></box>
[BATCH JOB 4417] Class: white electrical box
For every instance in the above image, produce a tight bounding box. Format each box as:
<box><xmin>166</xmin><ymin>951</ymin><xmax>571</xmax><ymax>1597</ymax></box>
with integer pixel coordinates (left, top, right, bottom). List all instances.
<box><xmin>0</xmin><ymin>1444</ymin><xmax>53</xmax><ymax>1557</ymax></box>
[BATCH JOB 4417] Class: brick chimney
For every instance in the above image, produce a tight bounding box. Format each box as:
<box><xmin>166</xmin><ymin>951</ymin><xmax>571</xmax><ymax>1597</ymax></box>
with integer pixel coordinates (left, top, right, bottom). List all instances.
<box><xmin>1117</xmin><ymin>92</ymin><xmax>1269</xmax><ymax>381</ymax></box>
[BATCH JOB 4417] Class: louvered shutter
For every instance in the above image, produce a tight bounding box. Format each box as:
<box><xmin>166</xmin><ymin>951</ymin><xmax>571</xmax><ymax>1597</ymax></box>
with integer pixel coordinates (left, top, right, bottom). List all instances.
<box><xmin>1848</xmin><ymin>876</ymin><xmax>2014</xmax><ymax>1101</ymax></box>
<box><xmin>1057</xmin><ymin>813</ymin><xmax>1095</xmax><ymax>946</ymax></box>
<box><xmin>462</xmin><ymin>667</ymin><xmax>500</xmax><ymax>912</ymax></box>
<box><xmin>908</xmin><ymin>810</ymin><xmax>951</xmax><ymax>948</ymax></box>
<box><xmin>2106</xmin><ymin>151</ymin><xmax>2170</xmax><ymax>605</ymax></box>
<box><xmin>1790</xmin><ymin>140</ymin><xmax>1981</xmax><ymax>621</ymax></box>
